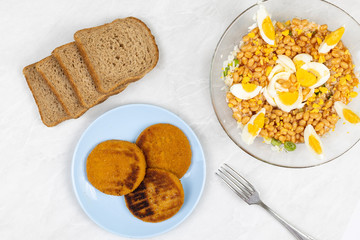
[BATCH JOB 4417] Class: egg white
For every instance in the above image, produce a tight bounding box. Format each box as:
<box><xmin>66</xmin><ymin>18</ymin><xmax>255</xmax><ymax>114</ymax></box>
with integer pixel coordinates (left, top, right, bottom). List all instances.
<box><xmin>304</xmin><ymin>124</ymin><xmax>324</xmax><ymax>159</ymax></box>
<box><xmin>230</xmin><ymin>83</ymin><xmax>262</xmax><ymax>100</ymax></box>
<box><xmin>293</xmin><ymin>54</ymin><xmax>313</xmax><ymax>67</ymax></box>
<box><xmin>276</xmin><ymin>55</ymin><xmax>296</xmax><ymax>73</ymax></box>
<box><xmin>267</xmin><ymin>71</ymin><xmax>291</xmax><ymax>96</ymax></box>
<box><xmin>318</xmin><ymin>26</ymin><xmax>345</xmax><ymax>54</ymax></box>
<box><xmin>263</xmin><ymin>87</ymin><xmax>277</xmax><ymax>106</ymax></box>
<box><xmin>268</xmin><ymin>64</ymin><xmax>285</xmax><ymax>81</ymax></box>
<box><xmin>334</xmin><ymin>101</ymin><xmax>360</xmax><ymax>124</ymax></box>
<box><xmin>302</xmin><ymin>87</ymin><xmax>315</xmax><ymax>102</ymax></box>
<box><xmin>256</xmin><ymin>6</ymin><xmax>275</xmax><ymax>45</ymax></box>
<box><xmin>300</xmin><ymin>62</ymin><xmax>330</xmax><ymax>89</ymax></box>
<box><xmin>273</xmin><ymin>89</ymin><xmax>303</xmax><ymax>112</ymax></box>
<box><xmin>241</xmin><ymin>108</ymin><xmax>266</xmax><ymax>145</ymax></box>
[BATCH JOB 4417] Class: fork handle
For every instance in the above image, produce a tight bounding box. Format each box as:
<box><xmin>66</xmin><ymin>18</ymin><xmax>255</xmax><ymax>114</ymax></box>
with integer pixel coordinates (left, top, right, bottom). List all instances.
<box><xmin>258</xmin><ymin>202</ymin><xmax>316</xmax><ymax>240</ymax></box>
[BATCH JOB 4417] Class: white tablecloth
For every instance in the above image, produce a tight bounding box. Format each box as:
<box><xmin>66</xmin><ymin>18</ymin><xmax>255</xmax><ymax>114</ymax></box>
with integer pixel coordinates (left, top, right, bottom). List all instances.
<box><xmin>1</xmin><ymin>0</ymin><xmax>360</xmax><ymax>239</ymax></box>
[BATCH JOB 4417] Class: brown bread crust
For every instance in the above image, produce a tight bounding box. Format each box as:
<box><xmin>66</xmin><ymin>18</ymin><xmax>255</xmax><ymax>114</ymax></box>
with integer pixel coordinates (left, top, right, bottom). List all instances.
<box><xmin>74</xmin><ymin>17</ymin><xmax>159</xmax><ymax>93</ymax></box>
<box><xmin>36</xmin><ymin>56</ymin><xmax>87</xmax><ymax>118</ymax></box>
<box><xmin>23</xmin><ymin>64</ymin><xmax>69</xmax><ymax>127</ymax></box>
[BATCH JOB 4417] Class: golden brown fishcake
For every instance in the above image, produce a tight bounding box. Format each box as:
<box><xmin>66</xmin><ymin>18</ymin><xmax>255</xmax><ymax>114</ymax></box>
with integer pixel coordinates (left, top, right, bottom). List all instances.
<box><xmin>136</xmin><ymin>123</ymin><xmax>192</xmax><ymax>178</ymax></box>
<box><xmin>86</xmin><ymin>140</ymin><xmax>146</xmax><ymax>196</ymax></box>
<box><xmin>125</xmin><ymin>168</ymin><xmax>184</xmax><ymax>223</ymax></box>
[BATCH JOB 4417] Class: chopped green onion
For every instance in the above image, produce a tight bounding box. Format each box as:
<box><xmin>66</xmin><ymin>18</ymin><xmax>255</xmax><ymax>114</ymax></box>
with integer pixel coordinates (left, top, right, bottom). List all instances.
<box><xmin>288</xmin><ymin>30</ymin><xmax>293</xmax><ymax>36</ymax></box>
<box><xmin>234</xmin><ymin>59</ymin><xmax>239</xmax><ymax>66</ymax></box>
<box><xmin>284</xmin><ymin>141</ymin><xmax>296</xmax><ymax>151</ymax></box>
<box><xmin>223</xmin><ymin>66</ymin><xmax>230</xmax><ymax>77</ymax></box>
<box><xmin>271</xmin><ymin>138</ymin><xmax>282</xmax><ymax>147</ymax></box>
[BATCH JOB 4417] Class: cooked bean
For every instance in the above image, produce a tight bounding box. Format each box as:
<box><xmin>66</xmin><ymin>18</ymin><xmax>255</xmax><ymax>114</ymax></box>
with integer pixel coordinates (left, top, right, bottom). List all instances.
<box><xmin>248</xmin><ymin>58</ymin><xmax>254</xmax><ymax>67</ymax></box>
<box><xmin>319</xmin><ymin>24</ymin><xmax>328</xmax><ymax>31</ymax></box>
<box><xmin>303</xmin><ymin>112</ymin><xmax>310</xmax><ymax>121</ymax></box>
<box><xmin>340</xmin><ymin>62</ymin><xmax>349</xmax><ymax>69</ymax></box>
<box><xmin>294</xmin><ymin>125</ymin><xmax>304</xmax><ymax>133</ymax></box>
<box><xmin>242</xmin><ymin>116</ymin><xmax>250</xmax><ymax>125</ymax></box>
<box><xmin>292</xmin><ymin>45</ymin><xmax>301</xmax><ymax>52</ymax></box>
<box><xmin>274</xmin><ymin>110</ymin><xmax>283</xmax><ymax>116</ymax></box>
<box><xmin>292</xmin><ymin>18</ymin><xmax>301</xmax><ymax>25</ymax></box>
<box><xmin>315</xmin><ymin>122</ymin><xmax>324</xmax><ymax>131</ymax></box>
<box><xmin>300</xmin><ymin>36</ymin><xmax>308</xmax><ymax>42</ymax></box>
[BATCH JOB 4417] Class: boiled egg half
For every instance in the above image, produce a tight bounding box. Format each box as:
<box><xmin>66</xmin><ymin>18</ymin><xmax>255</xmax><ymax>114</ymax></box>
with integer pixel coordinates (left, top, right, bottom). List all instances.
<box><xmin>296</xmin><ymin>62</ymin><xmax>330</xmax><ymax>88</ymax></box>
<box><xmin>230</xmin><ymin>82</ymin><xmax>263</xmax><ymax>100</ymax></box>
<box><xmin>293</xmin><ymin>53</ymin><xmax>313</xmax><ymax>69</ymax></box>
<box><xmin>318</xmin><ymin>26</ymin><xmax>345</xmax><ymax>54</ymax></box>
<box><xmin>304</xmin><ymin>125</ymin><xmax>324</xmax><ymax>159</ymax></box>
<box><xmin>241</xmin><ymin>108</ymin><xmax>266</xmax><ymax>145</ymax></box>
<box><xmin>334</xmin><ymin>101</ymin><xmax>360</xmax><ymax>124</ymax></box>
<box><xmin>256</xmin><ymin>6</ymin><xmax>275</xmax><ymax>45</ymax></box>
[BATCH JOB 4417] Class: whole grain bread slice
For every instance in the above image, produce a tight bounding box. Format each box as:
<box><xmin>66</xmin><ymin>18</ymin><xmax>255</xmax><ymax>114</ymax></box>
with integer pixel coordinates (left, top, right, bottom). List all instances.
<box><xmin>23</xmin><ymin>64</ymin><xmax>69</xmax><ymax>127</ymax></box>
<box><xmin>36</xmin><ymin>56</ymin><xmax>87</xmax><ymax>118</ymax></box>
<box><xmin>74</xmin><ymin>17</ymin><xmax>159</xmax><ymax>93</ymax></box>
<box><xmin>52</xmin><ymin>42</ymin><xmax>128</xmax><ymax>108</ymax></box>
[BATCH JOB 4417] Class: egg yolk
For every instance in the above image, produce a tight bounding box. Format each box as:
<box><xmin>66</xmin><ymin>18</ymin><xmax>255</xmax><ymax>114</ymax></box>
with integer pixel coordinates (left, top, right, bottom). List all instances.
<box><xmin>277</xmin><ymin>91</ymin><xmax>299</xmax><ymax>105</ymax></box>
<box><xmin>248</xmin><ymin>113</ymin><xmax>265</xmax><ymax>136</ymax></box>
<box><xmin>324</xmin><ymin>27</ymin><xmax>345</xmax><ymax>46</ymax></box>
<box><xmin>242</xmin><ymin>83</ymin><xmax>258</xmax><ymax>92</ymax></box>
<box><xmin>262</xmin><ymin>16</ymin><xmax>275</xmax><ymax>41</ymax></box>
<box><xmin>294</xmin><ymin>60</ymin><xmax>305</xmax><ymax>70</ymax></box>
<box><xmin>296</xmin><ymin>68</ymin><xmax>319</xmax><ymax>87</ymax></box>
<box><xmin>309</xmin><ymin>135</ymin><xmax>322</xmax><ymax>154</ymax></box>
<box><xmin>343</xmin><ymin>108</ymin><xmax>360</xmax><ymax>124</ymax></box>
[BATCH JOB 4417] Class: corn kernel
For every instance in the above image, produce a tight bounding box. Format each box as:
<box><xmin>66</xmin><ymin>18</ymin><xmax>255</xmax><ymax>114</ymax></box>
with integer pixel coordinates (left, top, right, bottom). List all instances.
<box><xmin>265</xmin><ymin>66</ymin><xmax>273</xmax><ymax>76</ymax></box>
<box><xmin>350</xmin><ymin>92</ymin><xmax>358</xmax><ymax>98</ymax></box>
<box><xmin>319</xmin><ymin>87</ymin><xmax>329</xmax><ymax>93</ymax></box>
<box><xmin>248</xmin><ymin>32</ymin><xmax>255</xmax><ymax>38</ymax></box>
<box><xmin>282</xmin><ymin>30</ymin><xmax>289</xmax><ymax>36</ymax></box>
<box><xmin>228</xmin><ymin>103</ymin><xmax>234</xmax><ymax>108</ymax></box>
<box><xmin>316</xmin><ymin>37</ymin><xmax>322</xmax><ymax>45</ymax></box>
<box><xmin>340</xmin><ymin>77</ymin><xmax>346</xmax><ymax>85</ymax></box>
<box><xmin>318</xmin><ymin>55</ymin><xmax>325</xmax><ymax>64</ymax></box>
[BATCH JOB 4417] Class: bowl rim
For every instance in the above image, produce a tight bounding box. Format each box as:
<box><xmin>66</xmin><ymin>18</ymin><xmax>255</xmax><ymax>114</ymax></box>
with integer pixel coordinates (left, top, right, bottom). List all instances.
<box><xmin>209</xmin><ymin>0</ymin><xmax>360</xmax><ymax>168</ymax></box>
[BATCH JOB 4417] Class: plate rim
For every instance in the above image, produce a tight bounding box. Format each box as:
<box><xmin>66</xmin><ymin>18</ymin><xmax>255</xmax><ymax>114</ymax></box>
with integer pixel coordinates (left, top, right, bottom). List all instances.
<box><xmin>71</xmin><ymin>103</ymin><xmax>206</xmax><ymax>238</ymax></box>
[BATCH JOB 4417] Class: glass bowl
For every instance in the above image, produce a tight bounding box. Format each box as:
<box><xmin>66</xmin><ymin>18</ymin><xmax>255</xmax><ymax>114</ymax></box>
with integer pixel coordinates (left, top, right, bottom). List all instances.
<box><xmin>210</xmin><ymin>0</ymin><xmax>360</xmax><ymax>168</ymax></box>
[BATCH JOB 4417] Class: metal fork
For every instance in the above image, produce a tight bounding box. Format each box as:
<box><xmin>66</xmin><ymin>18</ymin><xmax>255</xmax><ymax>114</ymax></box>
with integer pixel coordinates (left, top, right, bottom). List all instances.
<box><xmin>216</xmin><ymin>163</ymin><xmax>316</xmax><ymax>240</ymax></box>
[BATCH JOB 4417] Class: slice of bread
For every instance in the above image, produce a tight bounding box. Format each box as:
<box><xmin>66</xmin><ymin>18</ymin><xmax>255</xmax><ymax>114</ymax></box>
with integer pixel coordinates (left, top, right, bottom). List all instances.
<box><xmin>36</xmin><ymin>56</ymin><xmax>87</xmax><ymax>118</ymax></box>
<box><xmin>52</xmin><ymin>42</ymin><xmax>128</xmax><ymax>108</ymax></box>
<box><xmin>74</xmin><ymin>17</ymin><xmax>159</xmax><ymax>93</ymax></box>
<box><xmin>23</xmin><ymin>64</ymin><xmax>69</xmax><ymax>127</ymax></box>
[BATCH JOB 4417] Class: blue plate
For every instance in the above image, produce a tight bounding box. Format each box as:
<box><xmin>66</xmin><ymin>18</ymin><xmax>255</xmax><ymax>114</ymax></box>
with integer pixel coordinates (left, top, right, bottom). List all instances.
<box><xmin>72</xmin><ymin>104</ymin><xmax>206</xmax><ymax>238</ymax></box>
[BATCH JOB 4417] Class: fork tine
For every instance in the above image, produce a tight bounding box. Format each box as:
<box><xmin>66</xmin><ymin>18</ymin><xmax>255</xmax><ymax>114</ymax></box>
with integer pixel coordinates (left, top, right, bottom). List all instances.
<box><xmin>224</xmin><ymin>163</ymin><xmax>256</xmax><ymax>192</ymax></box>
<box><xmin>219</xmin><ymin>166</ymin><xmax>253</xmax><ymax>195</ymax></box>
<box><xmin>216</xmin><ymin>171</ymin><xmax>249</xmax><ymax>202</ymax></box>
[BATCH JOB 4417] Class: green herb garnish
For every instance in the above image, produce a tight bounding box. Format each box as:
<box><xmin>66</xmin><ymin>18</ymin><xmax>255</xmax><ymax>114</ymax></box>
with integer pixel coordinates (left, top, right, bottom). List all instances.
<box><xmin>223</xmin><ymin>66</ymin><xmax>230</xmax><ymax>77</ymax></box>
<box><xmin>271</xmin><ymin>138</ymin><xmax>282</xmax><ymax>147</ymax></box>
<box><xmin>284</xmin><ymin>141</ymin><xmax>296</xmax><ymax>151</ymax></box>
<box><xmin>234</xmin><ymin>59</ymin><xmax>239</xmax><ymax>66</ymax></box>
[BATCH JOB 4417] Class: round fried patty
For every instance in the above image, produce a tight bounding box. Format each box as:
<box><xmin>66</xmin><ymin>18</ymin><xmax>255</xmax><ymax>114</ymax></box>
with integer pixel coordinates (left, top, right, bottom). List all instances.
<box><xmin>86</xmin><ymin>140</ymin><xmax>146</xmax><ymax>196</ymax></box>
<box><xmin>125</xmin><ymin>168</ymin><xmax>184</xmax><ymax>222</ymax></box>
<box><xmin>136</xmin><ymin>123</ymin><xmax>191</xmax><ymax>178</ymax></box>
